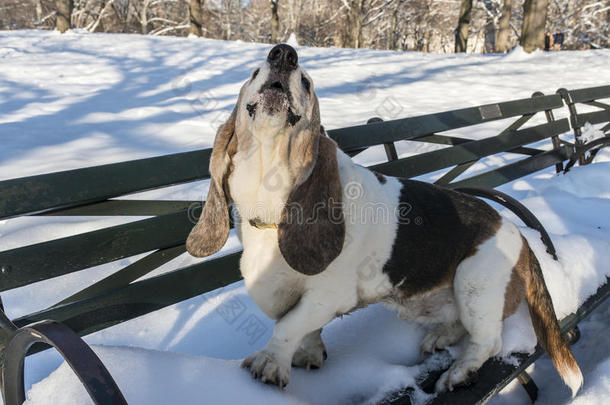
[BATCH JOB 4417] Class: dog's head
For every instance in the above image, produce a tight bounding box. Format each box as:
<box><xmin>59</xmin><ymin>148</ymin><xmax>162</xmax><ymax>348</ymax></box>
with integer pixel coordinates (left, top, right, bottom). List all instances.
<box><xmin>187</xmin><ymin>44</ymin><xmax>345</xmax><ymax>275</ymax></box>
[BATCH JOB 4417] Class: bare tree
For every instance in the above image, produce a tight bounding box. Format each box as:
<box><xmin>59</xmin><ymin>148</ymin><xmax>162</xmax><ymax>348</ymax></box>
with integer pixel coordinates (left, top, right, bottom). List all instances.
<box><xmin>521</xmin><ymin>0</ymin><xmax>549</xmax><ymax>52</ymax></box>
<box><xmin>1</xmin><ymin>0</ymin><xmax>606</xmax><ymax>52</ymax></box>
<box><xmin>495</xmin><ymin>0</ymin><xmax>512</xmax><ymax>52</ymax></box>
<box><xmin>388</xmin><ymin>0</ymin><xmax>403</xmax><ymax>50</ymax></box>
<box><xmin>35</xmin><ymin>0</ymin><xmax>43</xmax><ymax>21</ymax></box>
<box><xmin>56</xmin><ymin>0</ymin><xmax>73</xmax><ymax>32</ymax></box>
<box><xmin>343</xmin><ymin>0</ymin><xmax>364</xmax><ymax>48</ymax></box>
<box><xmin>455</xmin><ymin>0</ymin><xmax>473</xmax><ymax>52</ymax></box>
<box><xmin>190</xmin><ymin>0</ymin><xmax>204</xmax><ymax>36</ymax></box>
<box><xmin>88</xmin><ymin>0</ymin><xmax>116</xmax><ymax>32</ymax></box>
<box><xmin>547</xmin><ymin>0</ymin><xmax>609</xmax><ymax>49</ymax></box>
<box><xmin>269</xmin><ymin>0</ymin><xmax>280</xmax><ymax>42</ymax></box>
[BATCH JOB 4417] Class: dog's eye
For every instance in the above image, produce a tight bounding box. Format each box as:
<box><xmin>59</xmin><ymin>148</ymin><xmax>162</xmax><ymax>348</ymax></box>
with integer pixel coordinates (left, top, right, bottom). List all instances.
<box><xmin>251</xmin><ymin>68</ymin><xmax>260</xmax><ymax>80</ymax></box>
<box><xmin>301</xmin><ymin>75</ymin><xmax>311</xmax><ymax>92</ymax></box>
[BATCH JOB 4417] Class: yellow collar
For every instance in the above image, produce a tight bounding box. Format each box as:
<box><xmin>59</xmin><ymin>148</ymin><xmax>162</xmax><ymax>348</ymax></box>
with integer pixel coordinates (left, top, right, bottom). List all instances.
<box><xmin>249</xmin><ymin>218</ymin><xmax>279</xmax><ymax>230</ymax></box>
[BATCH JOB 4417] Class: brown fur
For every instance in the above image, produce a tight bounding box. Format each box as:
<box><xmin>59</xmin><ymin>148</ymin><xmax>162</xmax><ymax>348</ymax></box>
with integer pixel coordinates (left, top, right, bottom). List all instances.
<box><xmin>502</xmin><ymin>239</ymin><xmax>528</xmax><ymax>319</ymax></box>
<box><xmin>284</xmin><ymin>100</ymin><xmax>322</xmax><ymax>186</ymax></box>
<box><xmin>382</xmin><ymin>182</ymin><xmax>502</xmax><ymax>296</ymax></box>
<box><xmin>186</xmin><ymin>110</ymin><xmax>238</xmax><ymax>257</ymax></box>
<box><xmin>518</xmin><ymin>236</ymin><xmax>582</xmax><ymax>390</ymax></box>
<box><xmin>278</xmin><ymin>135</ymin><xmax>345</xmax><ymax>275</ymax></box>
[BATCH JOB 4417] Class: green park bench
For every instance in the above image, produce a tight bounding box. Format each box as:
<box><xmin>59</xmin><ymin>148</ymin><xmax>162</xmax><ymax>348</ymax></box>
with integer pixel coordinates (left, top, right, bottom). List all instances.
<box><xmin>1</xmin><ymin>85</ymin><xmax>609</xmax><ymax>405</ymax></box>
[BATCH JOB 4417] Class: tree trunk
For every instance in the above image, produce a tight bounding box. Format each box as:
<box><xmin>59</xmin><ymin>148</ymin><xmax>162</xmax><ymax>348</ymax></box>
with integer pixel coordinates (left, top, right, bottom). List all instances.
<box><xmin>455</xmin><ymin>0</ymin><xmax>472</xmax><ymax>52</ymax></box>
<box><xmin>89</xmin><ymin>0</ymin><xmax>110</xmax><ymax>32</ymax></box>
<box><xmin>484</xmin><ymin>16</ymin><xmax>495</xmax><ymax>53</ymax></box>
<box><xmin>140</xmin><ymin>0</ymin><xmax>150</xmax><ymax>35</ymax></box>
<box><xmin>389</xmin><ymin>5</ymin><xmax>398</xmax><ymax>50</ymax></box>
<box><xmin>345</xmin><ymin>0</ymin><xmax>363</xmax><ymax>48</ymax></box>
<box><xmin>269</xmin><ymin>0</ymin><xmax>280</xmax><ymax>43</ymax></box>
<box><xmin>189</xmin><ymin>0</ymin><xmax>204</xmax><ymax>37</ymax></box>
<box><xmin>55</xmin><ymin>0</ymin><xmax>73</xmax><ymax>33</ymax></box>
<box><xmin>423</xmin><ymin>24</ymin><xmax>431</xmax><ymax>52</ymax></box>
<box><xmin>520</xmin><ymin>0</ymin><xmax>549</xmax><ymax>52</ymax></box>
<box><xmin>496</xmin><ymin>0</ymin><xmax>512</xmax><ymax>53</ymax></box>
<box><xmin>35</xmin><ymin>0</ymin><xmax>43</xmax><ymax>22</ymax></box>
<box><xmin>389</xmin><ymin>0</ymin><xmax>405</xmax><ymax>50</ymax></box>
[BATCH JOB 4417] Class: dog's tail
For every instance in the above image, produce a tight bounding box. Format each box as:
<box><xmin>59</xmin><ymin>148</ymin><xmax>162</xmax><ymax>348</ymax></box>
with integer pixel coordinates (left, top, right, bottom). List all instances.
<box><xmin>524</xmin><ymin>241</ymin><xmax>583</xmax><ymax>397</ymax></box>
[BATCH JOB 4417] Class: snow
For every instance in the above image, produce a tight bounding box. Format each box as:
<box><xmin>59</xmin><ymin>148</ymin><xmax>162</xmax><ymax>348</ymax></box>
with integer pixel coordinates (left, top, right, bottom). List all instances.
<box><xmin>581</xmin><ymin>122</ymin><xmax>606</xmax><ymax>144</ymax></box>
<box><xmin>0</xmin><ymin>30</ymin><xmax>609</xmax><ymax>404</ymax></box>
<box><xmin>286</xmin><ymin>32</ymin><xmax>299</xmax><ymax>47</ymax></box>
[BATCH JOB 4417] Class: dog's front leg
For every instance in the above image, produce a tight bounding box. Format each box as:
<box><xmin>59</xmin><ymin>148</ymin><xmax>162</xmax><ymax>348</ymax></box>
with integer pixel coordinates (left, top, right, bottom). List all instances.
<box><xmin>241</xmin><ymin>292</ymin><xmax>337</xmax><ymax>388</ymax></box>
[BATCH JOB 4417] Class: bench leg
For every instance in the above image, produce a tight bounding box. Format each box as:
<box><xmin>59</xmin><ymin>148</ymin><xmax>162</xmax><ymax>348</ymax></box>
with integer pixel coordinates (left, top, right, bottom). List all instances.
<box><xmin>2</xmin><ymin>319</ymin><xmax>127</xmax><ymax>405</ymax></box>
<box><xmin>517</xmin><ymin>371</ymin><xmax>539</xmax><ymax>403</ymax></box>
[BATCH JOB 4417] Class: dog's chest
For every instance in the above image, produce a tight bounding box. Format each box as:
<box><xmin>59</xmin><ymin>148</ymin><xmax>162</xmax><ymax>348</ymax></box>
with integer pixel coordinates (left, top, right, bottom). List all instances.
<box><xmin>238</xmin><ymin>226</ymin><xmax>305</xmax><ymax>320</ymax></box>
<box><xmin>229</xmin><ymin>147</ymin><xmax>292</xmax><ymax>225</ymax></box>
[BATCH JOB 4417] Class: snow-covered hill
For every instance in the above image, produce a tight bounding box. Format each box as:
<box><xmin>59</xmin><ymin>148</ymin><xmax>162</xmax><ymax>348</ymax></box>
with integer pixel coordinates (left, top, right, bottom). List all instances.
<box><xmin>0</xmin><ymin>30</ymin><xmax>609</xmax><ymax>405</ymax></box>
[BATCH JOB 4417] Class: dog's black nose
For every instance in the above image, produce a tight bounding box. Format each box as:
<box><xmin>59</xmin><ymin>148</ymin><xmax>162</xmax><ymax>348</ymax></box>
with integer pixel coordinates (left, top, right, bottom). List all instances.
<box><xmin>267</xmin><ymin>44</ymin><xmax>298</xmax><ymax>72</ymax></box>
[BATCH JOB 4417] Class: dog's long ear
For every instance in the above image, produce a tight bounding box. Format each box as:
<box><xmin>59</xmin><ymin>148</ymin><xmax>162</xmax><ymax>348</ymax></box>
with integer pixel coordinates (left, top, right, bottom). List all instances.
<box><xmin>278</xmin><ymin>130</ymin><xmax>345</xmax><ymax>275</ymax></box>
<box><xmin>187</xmin><ymin>109</ymin><xmax>238</xmax><ymax>257</ymax></box>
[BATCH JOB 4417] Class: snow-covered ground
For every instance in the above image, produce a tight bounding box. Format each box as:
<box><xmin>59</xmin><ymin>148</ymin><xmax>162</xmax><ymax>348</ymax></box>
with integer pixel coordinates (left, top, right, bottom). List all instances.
<box><xmin>0</xmin><ymin>30</ymin><xmax>609</xmax><ymax>404</ymax></box>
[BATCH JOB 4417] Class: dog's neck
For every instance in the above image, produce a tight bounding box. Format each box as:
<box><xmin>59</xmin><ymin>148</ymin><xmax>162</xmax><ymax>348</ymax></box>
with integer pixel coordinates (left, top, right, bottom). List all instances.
<box><xmin>230</xmin><ymin>125</ymin><xmax>295</xmax><ymax>225</ymax></box>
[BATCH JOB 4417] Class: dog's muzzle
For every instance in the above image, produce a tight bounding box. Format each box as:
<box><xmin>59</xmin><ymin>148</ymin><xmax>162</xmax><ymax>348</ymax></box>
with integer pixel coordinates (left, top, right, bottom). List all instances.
<box><xmin>246</xmin><ymin>44</ymin><xmax>301</xmax><ymax>125</ymax></box>
<box><xmin>267</xmin><ymin>44</ymin><xmax>298</xmax><ymax>73</ymax></box>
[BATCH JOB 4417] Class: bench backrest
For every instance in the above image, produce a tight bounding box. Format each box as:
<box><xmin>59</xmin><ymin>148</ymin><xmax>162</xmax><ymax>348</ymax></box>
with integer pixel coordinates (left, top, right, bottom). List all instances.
<box><xmin>1</xmin><ymin>86</ymin><xmax>608</xmax><ymax>345</ymax></box>
<box><xmin>558</xmin><ymin>85</ymin><xmax>610</xmax><ymax>139</ymax></box>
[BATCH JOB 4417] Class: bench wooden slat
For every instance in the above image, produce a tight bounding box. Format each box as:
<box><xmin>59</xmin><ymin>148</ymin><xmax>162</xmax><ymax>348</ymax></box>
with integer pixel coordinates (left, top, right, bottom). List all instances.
<box><xmin>434</xmin><ymin>161</ymin><xmax>477</xmax><ymax>186</ymax></box>
<box><xmin>567</xmin><ymin>85</ymin><xmax>610</xmax><ymax>103</ymax></box>
<box><xmin>36</xmin><ymin>200</ymin><xmax>201</xmax><ymax>217</ymax></box>
<box><xmin>409</xmin><ymin>134</ymin><xmax>469</xmax><ymax>145</ymax></box>
<box><xmin>328</xmin><ymin>94</ymin><xmax>564</xmax><ymax>151</ymax></box>
<box><xmin>447</xmin><ymin>146</ymin><xmax>573</xmax><ymax>189</ymax></box>
<box><xmin>574</xmin><ymin>109</ymin><xmax>610</xmax><ymax>128</ymax></box>
<box><xmin>0</xmin><ymin>150</ymin><xmax>211</xmax><ymax>220</ymax></box>
<box><xmin>0</xmin><ymin>209</ymin><xmax>200</xmax><ymax>292</ymax></box>
<box><xmin>51</xmin><ymin>245</ymin><xmax>187</xmax><ymax>308</ymax></box>
<box><xmin>12</xmin><ymin>252</ymin><xmax>243</xmax><ymax>337</ymax></box>
<box><xmin>370</xmin><ymin>119</ymin><xmax>569</xmax><ymax>179</ymax></box>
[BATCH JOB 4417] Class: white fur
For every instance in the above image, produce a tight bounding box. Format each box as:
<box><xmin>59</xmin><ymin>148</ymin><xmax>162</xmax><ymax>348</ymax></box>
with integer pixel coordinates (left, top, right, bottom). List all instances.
<box><xmin>389</xmin><ymin>286</ymin><xmax>459</xmax><ymax>325</ymax></box>
<box><xmin>565</xmin><ymin>367</ymin><xmax>584</xmax><ymax>398</ymax></box>
<box><xmin>435</xmin><ymin>219</ymin><xmax>523</xmax><ymax>392</ymax></box>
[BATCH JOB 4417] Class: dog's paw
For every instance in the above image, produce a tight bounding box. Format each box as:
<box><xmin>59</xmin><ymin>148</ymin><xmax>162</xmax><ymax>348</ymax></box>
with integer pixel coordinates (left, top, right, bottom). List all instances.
<box><xmin>420</xmin><ymin>331</ymin><xmax>444</xmax><ymax>354</ymax></box>
<box><xmin>242</xmin><ymin>350</ymin><xmax>290</xmax><ymax>389</ymax></box>
<box><xmin>292</xmin><ymin>345</ymin><xmax>327</xmax><ymax>371</ymax></box>
<box><xmin>434</xmin><ymin>362</ymin><xmax>478</xmax><ymax>392</ymax></box>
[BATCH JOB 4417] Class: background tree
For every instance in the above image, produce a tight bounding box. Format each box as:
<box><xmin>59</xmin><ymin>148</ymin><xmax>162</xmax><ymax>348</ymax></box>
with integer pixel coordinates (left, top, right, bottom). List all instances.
<box><xmin>496</xmin><ymin>0</ymin><xmax>512</xmax><ymax>52</ymax></box>
<box><xmin>55</xmin><ymin>0</ymin><xmax>73</xmax><ymax>32</ymax></box>
<box><xmin>455</xmin><ymin>0</ymin><xmax>473</xmax><ymax>52</ymax></box>
<box><xmin>189</xmin><ymin>0</ymin><xmax>203</xmax><ymax>36</ymax></box>
<box><xmin>520</xmin><ymin>0</ymin><xmax>549</xmax><ymax>52</ymax></box>
<box><xmin>269</xmin><ymin>0</ymin><xmax>280</xmax><ymax>42</ymax></box>
<box><xmin>342</xmin><ymin>0</ymin><xmax>364</xmax><ymax>48</ymax></box>
<box><xmin>388</xmin><ymin>0</ymin><xmax>404</xmax><ymax>50</ymax></box>
<box><xmin>1</xmin><ymin>0</ymin><xmax>606</xmax><ymax>51</ymax></box>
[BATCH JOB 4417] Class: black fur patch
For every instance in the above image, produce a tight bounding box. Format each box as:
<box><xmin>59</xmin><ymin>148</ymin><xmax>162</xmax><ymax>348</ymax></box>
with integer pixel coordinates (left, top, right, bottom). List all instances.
<box><xmin>382</xmin><ymin>179</ymin><xmax>501</xmax><ymax>297</ymax></box>
<box><xmin>373</xmin><ymin>171</ymin><xmax>387</xmax><ymax>184</ymax></box>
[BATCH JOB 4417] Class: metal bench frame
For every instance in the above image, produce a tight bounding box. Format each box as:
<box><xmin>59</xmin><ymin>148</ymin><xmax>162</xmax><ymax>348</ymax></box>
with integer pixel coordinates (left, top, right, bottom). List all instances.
<box><xmin>1</xmin><ymin>85</ymin><xmax>609</xmax><ymax>405</ymax></box>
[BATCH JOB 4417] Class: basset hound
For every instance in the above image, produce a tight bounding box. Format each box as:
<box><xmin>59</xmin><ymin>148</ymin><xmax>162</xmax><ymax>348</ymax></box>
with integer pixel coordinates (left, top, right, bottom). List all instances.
<box><xmin>186</xmin><ymin>44</ymin><xmax>582</xmax><ymax>395</ymax></box>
